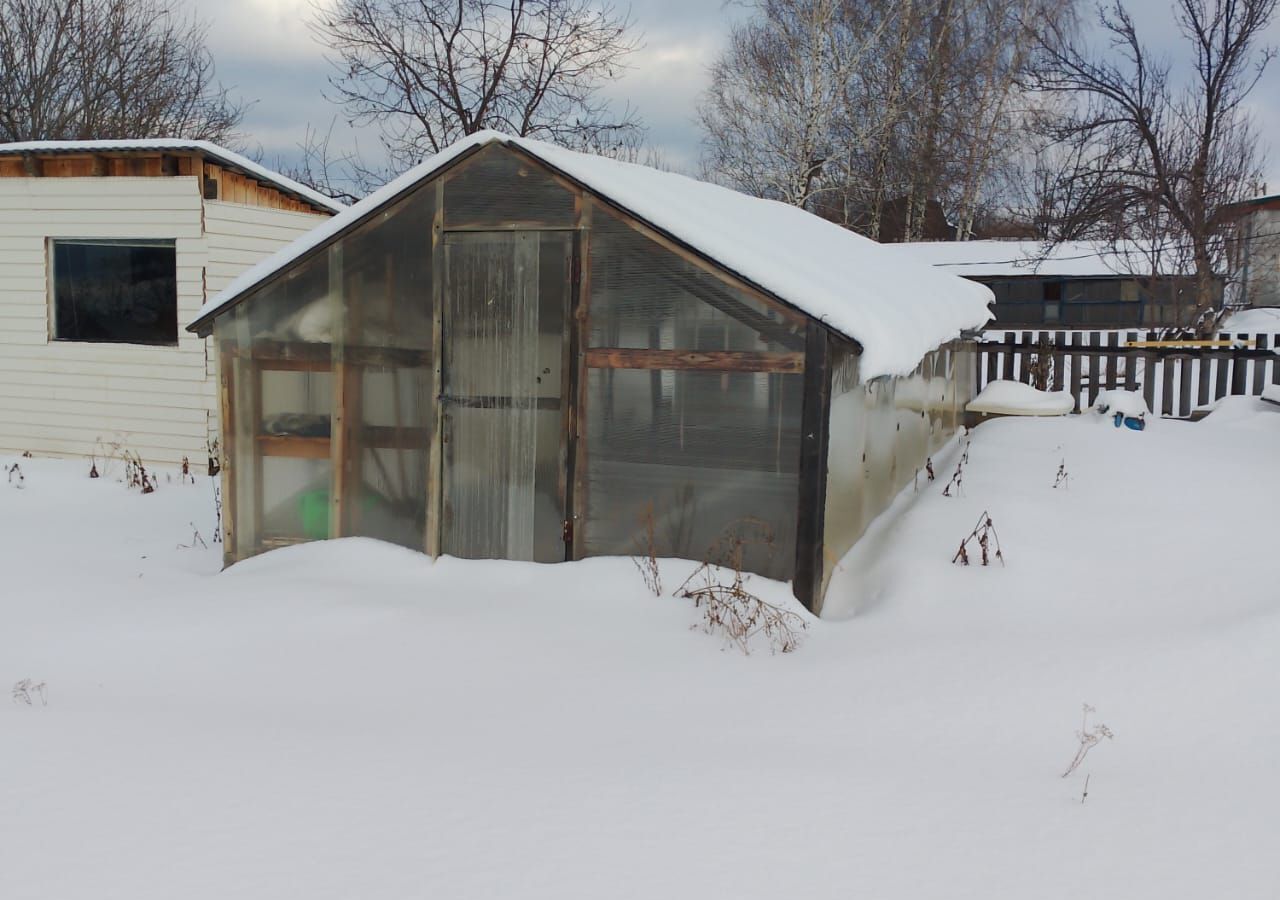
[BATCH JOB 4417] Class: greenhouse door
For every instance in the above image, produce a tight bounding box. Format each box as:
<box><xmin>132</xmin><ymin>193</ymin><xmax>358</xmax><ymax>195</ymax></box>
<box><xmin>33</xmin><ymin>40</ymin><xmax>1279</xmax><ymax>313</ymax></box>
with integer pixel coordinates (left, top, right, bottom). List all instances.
<box><xmin>440</xmin><ymin>231</ymin><xmax>573</xmax><ymax>562</ymax></box>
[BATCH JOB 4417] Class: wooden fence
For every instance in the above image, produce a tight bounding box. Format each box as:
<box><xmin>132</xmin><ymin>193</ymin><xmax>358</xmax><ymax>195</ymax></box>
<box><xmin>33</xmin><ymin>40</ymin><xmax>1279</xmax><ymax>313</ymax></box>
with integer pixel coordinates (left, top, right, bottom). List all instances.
<box><xmin>976</xmin><ymin>329</ymin><xmax>1280</xmax><ymax>418</ymax></box>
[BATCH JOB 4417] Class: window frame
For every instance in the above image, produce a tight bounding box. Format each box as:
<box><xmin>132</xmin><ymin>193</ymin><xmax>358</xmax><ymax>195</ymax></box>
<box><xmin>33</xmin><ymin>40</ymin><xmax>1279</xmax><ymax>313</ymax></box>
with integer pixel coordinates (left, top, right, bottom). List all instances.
<box><xmin>47</xmin><ymin>237</ymin><xmax>180</xmax><ymax>347</ymax></box>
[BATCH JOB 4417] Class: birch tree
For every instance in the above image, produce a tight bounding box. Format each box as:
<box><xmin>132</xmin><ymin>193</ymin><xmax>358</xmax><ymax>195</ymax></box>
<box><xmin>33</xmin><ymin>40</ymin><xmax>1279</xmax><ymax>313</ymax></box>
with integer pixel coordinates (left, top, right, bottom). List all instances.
<box><xmin>698</xmin><ymin>0</ymin><xmax>1071</xmax><ymax>241</ymax></box>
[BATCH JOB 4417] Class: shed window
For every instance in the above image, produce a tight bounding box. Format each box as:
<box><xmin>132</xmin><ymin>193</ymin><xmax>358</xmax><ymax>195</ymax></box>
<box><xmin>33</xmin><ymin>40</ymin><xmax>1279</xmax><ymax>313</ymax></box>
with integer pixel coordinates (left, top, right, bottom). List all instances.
<box><xmin>51</xmin><ymin>239</ymin><xmax>177</xmax><ymax>345</ymax></box>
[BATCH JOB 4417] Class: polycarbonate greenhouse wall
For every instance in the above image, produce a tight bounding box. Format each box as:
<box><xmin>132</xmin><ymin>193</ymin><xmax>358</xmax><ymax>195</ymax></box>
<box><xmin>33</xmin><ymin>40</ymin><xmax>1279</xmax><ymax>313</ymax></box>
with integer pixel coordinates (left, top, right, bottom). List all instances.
<box><xmin>210</xmin><ymin>142</ymin><xmax>975</xmax><ymax>612</ymax></box>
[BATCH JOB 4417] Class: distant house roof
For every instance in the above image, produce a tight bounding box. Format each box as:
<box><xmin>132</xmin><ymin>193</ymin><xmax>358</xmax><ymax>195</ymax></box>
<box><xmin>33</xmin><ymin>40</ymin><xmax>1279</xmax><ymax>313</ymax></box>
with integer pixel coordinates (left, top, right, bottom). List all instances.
<box><xmin>190</xmin><ymin>131</ymin><xmax>991</xmax><ymax>379</ymax></box>
<box><xmin>0</xmin><ymin>138</ymin><xmax>344</xmax><ymax>214</ymax></box>
<box><xmin>883</xmin><ymin>240</ymin><xmax>1183</xmax><ymax>278</ymax></box>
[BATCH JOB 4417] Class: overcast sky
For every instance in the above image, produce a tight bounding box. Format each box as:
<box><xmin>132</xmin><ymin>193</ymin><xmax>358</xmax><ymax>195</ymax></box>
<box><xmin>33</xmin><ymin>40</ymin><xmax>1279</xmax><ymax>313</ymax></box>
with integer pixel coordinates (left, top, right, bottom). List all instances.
<box><xmin>194</xmin><ymin>0</ymin><xmax>1280</xmax><ymax>189</ymax></box>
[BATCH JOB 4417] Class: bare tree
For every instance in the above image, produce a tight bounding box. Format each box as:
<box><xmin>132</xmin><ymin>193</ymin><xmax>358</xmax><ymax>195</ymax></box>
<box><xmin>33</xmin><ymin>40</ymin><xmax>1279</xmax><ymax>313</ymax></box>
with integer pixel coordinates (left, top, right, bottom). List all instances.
<box><xmin>311</xmin><ymin>0</ymin><xmax>641</xmax><ymax>175</ymax></box>
<box><xmin>699</xmin><ymin>0</ymin><xmax>1071</xmax><ymax>242</ymax></box>
<box><xmin>1029</xmin><ymin>0</ymin><xmax>1277</xmax><ymax>331</ymax></box>
<box><xmin>698</xmin><ymin>0</ymin><xmax>898</xmax><ymax>210</ymax></box>
<box><xmin>0</xmin><ymin>0</ymin><xmax>244</xmax><ymax>144</ymax></box>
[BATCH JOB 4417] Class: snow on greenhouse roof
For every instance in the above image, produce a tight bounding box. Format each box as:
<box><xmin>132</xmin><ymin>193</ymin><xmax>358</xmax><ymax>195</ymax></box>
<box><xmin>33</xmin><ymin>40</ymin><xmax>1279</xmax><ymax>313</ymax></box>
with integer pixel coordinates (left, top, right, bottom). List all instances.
<box><xmin>0</xmin><ymin>138</ymin><xmax>344</xmax><ymax>213</ymax></box>
<box><xmin>191</xmin><ymin>131</ymin><xmax>993</xmax><ymax>378</ymax></box>
<box><xmin>884</xmin><ymin>240</ymin><xmax>1181</xmax><ymax>278</ymax></box>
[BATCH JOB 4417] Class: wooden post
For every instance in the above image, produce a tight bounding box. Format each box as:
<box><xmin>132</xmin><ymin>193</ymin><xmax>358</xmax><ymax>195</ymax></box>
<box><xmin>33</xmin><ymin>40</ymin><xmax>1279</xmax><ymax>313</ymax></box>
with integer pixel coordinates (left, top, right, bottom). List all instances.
<box><xmin>1052</xmin><ymin>330</ymin><xmax>1066</xmax><ymax>392</ymax></box>
<box><xmin>1086</xmin><ymin>331</ymin><xmax>1102</xmax><ymax>409</ymax></box>
<box><xmin>328</xmin><ymin>243</ymin><xmax>348</xmax><ymax>538</ymax></box>
<box><xmin>570</xmin><ymin>196</ymin><xmax>593</xmax><ymax>561</ymax></box>
<box><xmin>792</xmin><ymin>320</ymin><xmax>830</xmax><ymax>615</ymax></box>
<box><xmin>1069</xmin><ymin>332</ymin><xmax>1084</xmax><ymax>412</ymax></box>
<box><xmin>1253</xmin><ymin>335</ymin><xmax>1270</xmax><ymax>394</ymax></box>
<box><xmin>425</xmin><ymin>181</ymin><xmax>446</xmax><ymax>558</ymax></box>
<box><xmin>1105</xmin><ymin>331</ymin><xmax>1119</xmax><ymax>390</ymax></box>
<box><xmin>217</xmin><ymin>342</ymin><xmax>238</xmax><ymax>567</ymax></box>
<box><xmin>1177</xmin><ymin>355</ymin><xmax>1192</xmax><ymax>418</ymax></box>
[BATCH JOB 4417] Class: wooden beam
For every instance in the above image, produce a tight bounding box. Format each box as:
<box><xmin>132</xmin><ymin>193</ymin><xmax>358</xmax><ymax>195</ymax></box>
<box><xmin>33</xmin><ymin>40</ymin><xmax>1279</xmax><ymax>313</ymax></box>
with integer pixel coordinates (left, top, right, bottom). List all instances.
<box><xmin>328</xmin><ymin>244</ymin><xmax>349</xmax><ymax>538</ymax></box>
<box><xmin>585</xmin><ymin>347</ymin><xmax>805</xmax><ymax>374</ymax></box>
<box><xmin>570</xmin><ymin>198</ymin><xmax>593</xmax><ymax>561</ymax></box>
<box><xmin>217</xmin><ymin>343</ymin><xmax>238</xmax><ymax>566</ymax></box>
<box><xmin>792</xmin><ymin>320</ymin><xmax>832</xmax><ymax>615</ymax></box>
<box><xmin>425</xmin><ymin>180</ymin><xmax>445</xmax><ymax>558</ymax></box>
<box><xmin>257</xmin><ymin>435</ymin><xmax>331</xmax><ymax>458</ymax></box>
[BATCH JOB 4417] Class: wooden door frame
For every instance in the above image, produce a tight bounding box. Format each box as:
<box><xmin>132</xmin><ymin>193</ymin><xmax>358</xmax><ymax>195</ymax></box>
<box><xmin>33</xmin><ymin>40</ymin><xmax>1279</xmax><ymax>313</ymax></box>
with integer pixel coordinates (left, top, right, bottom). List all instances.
<box><xmin>432</xmin><ymin>227</ymin><xmax>580</xmax><ymax>563</ymax></box>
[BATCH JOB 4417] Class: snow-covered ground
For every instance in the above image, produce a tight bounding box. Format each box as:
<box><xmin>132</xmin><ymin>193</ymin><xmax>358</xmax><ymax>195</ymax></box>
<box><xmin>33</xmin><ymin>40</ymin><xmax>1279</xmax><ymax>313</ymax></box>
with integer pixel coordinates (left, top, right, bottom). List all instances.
<box><xmin>4</xmin><ymin>402</ymin><xmax>1280</xmax><ymax>899</ymax></box>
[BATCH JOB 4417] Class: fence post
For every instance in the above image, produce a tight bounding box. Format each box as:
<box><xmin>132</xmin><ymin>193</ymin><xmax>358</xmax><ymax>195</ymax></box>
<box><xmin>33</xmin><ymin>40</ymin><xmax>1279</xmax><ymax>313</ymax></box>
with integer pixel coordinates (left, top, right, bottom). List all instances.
<box><xmin>1251</xmin><ymin>335</ymin><xmax>1269</xmax><ymax>394</ymax></box>
<box><xmin>1177</xmin><ymin>355</ymin><xmax>1192</xmax><ymax>418</ymax></box>
<box><xmin>1125</xmin><ymin>332</ymin><xmax>1138</xmax><ymax>391</ymax></box>
<box><xmin>1214</xmin><ymin>333</ymin><xmax>1230</xmax><ymax>400</ymax></box>
<box><xmin>1141</xmin><ymin>331</ymin><xmax>1157</xmax><ymax>413</ymax></box>
<box><xmin>1086</xmin><ymin>332</ymin><xmax>1103</xmax><ymax>409</ymax></box>
<box><xmin>1070</xmin><ymin>332</ymin><xmax>1084</xmax><ymax>412</ymax></box>
<box><xmin>1231</xmin><ymin>334</ymin><xmax>1249</xmax><ymax>395</ymax></box>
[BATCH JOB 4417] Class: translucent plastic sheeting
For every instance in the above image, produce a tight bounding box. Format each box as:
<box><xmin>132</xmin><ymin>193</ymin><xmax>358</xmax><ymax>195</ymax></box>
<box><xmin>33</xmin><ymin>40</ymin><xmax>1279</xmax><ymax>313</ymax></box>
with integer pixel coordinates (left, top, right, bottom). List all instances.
<box><xmin>215</xmin><ymin>186</ymin><xmax>435</xmax><ymax>558</ymax></box>
<box><xmin>587</xmin><ymin>205</ymin><xmax>804</xmax><ymax>352</ymax></box>
<box><xmin>442</xmin><ymin>231</ymin><xmax>569</xmax><ymax>562</ymax></box>
<box><xmin>336</xmin><ymin>189</ymin><xmax>434</xmax><ymax>549</ymax></box>
<box><xmin>584</xmin><ymin>367</ymin><xmax>802</xmax><ymax>581</ymax></box>
<box><xmin>444</xmin><ymin>144</ymin><xmax>576</xmax><ymax>228</ymax></box>
<box><xmin>820</xmin><ymin>343</ymin><xmax>975</xmax><ymax>598</ymax></box>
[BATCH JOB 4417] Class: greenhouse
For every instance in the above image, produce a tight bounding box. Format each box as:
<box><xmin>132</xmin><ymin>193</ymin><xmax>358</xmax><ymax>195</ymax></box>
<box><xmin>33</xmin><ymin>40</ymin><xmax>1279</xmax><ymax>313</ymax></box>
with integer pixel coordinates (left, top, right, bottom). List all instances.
<box><xmin>189</xmin><ymin>132</ymin><xmax>992</xmax><ymax>614</ymax></box>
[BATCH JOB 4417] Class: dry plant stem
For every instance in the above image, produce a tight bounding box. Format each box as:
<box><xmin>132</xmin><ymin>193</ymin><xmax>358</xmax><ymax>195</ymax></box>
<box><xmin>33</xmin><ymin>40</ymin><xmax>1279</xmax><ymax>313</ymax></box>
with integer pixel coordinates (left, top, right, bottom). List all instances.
<box><xmin>1062</xmin><ymin>703</ymin><xmax>1114</xmax><ymax>778</ymax></box>
<box><xmin>12</xmin><ymin>678</ymin><xmax>47</xmax><ymax>706</ymax></box>
<box><xmin>952</xmin><ymin>510</ymin><xmax>1006</xmax><ymax>566</ymax></box>
<box><xmin>942</xmin><ymin>430</ymin><xmax>971</xmax><ymax>498</ymax></box>
<box><xmin>674</xmin><ymin>518</ymin><xmax>805</xmax><ymax>655</ymax></box>
<box><xmin>212</xmin><ymin>484</ymin><xmax>223</xmax><ymax>543</ymax></box>
<box><xmin>630</xmin><ymin>501</ymin><xmax>663</xmax><ymax>596</ymax></box>
<box><xmin>1053</xmin><ymin>458</ymin><xmax>1070</xmax><ymax>489</ymax></box>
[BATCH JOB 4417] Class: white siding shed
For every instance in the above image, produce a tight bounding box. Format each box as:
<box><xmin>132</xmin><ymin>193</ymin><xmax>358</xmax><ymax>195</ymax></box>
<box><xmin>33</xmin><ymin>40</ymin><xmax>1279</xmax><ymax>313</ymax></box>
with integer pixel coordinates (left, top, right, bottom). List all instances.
<box><xmin>0</xmin><ymin>142</ymin><xmax>336</xmax><ymax>465</ymax></box>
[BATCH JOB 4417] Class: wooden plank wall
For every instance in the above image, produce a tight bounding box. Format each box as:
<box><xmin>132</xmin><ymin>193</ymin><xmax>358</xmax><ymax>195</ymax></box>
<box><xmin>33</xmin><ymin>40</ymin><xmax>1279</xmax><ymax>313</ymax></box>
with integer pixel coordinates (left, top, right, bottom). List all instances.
<box><xmin>975</xmin><ymin>328</ymin><xmax>1280</xmax><ymax>418</ymax></box>
<box><xmin>0</xmin><ymin>153</ymin><xmax>326</xmax><ymax>214</ymax></box>
<box><xmin>0</xmin><ymin>177</ymin><xmax>328</xmax><ymax>465</ymax></box>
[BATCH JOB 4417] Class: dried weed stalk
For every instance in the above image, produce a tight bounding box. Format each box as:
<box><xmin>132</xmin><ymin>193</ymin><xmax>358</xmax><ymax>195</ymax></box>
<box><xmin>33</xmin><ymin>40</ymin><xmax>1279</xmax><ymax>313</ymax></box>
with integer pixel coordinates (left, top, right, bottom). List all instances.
<box><xmin>122</xmin><ymin>451</ymin><xmax>156</xmax><ymax>494</ymax></box>
<box><xmin>675</xmin><ymin>519</ymin><xmax>807</xmax><ymax>655</ymax></box>
<box><xmin>12</xmin><ymin>679</ymin><xmax>47</xmax><ymax>706</ymax></box>
<box><xmin>7</xmin><ymin>462</ymin><xmax>24</xmax><ymax>488</ymax></box>
<box><xmin>942</xmin><ymin>430</ymin><xmax>972</xmax><ymax>498</ymax></box>
<box><xmin>207</xmin><ymin>437</ymin><xmax>222</xmax><ymax>477</ymax></box>
<box><xmin>178</xmin><ymin>523</ymin><xmax>208</xmax><ymax>550</ymax></box>
<box><xmin>631</xmin><ymin>502</ymin><xmax>663</xmax><ymax>596</ymax></box>
<box><xmin>952</xmin><ymin>510</ymin><xmax>1006</xmax><ymax>566</ymax></box>
<box><xmin>1062</xmin><ymin>703</ymin><xmax>1114</xmax><ymax>778</ymax></box>
<box><xmin>1053</xmin><ymin>459</ymin><xmax>1070</xmax><ymax>490</ymax></box>
<box><xmin>213</xmin><ymin>484</ymin><xmax>223</xmax><ymax>544</ymax></box>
